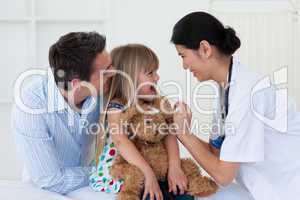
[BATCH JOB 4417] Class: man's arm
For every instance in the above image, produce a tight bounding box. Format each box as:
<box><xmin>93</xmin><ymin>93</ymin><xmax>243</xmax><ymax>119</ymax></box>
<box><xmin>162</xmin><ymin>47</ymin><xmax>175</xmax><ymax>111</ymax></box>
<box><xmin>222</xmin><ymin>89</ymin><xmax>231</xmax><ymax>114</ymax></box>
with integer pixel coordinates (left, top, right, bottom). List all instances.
<box><xmin>12</xmin><ymin>104</ymin><xmax>91</xmax><ymax>194</ymax></box>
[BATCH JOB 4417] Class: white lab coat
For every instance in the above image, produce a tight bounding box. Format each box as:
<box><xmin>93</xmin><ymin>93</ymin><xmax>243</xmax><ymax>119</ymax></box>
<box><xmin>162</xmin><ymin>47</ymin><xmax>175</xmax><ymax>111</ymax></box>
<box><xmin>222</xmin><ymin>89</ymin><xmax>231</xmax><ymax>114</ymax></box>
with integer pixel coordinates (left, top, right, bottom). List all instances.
<box><xmin>218</xmin><ymin>57</ymin><xmax>300</xmax><ymax>200</ymax></box>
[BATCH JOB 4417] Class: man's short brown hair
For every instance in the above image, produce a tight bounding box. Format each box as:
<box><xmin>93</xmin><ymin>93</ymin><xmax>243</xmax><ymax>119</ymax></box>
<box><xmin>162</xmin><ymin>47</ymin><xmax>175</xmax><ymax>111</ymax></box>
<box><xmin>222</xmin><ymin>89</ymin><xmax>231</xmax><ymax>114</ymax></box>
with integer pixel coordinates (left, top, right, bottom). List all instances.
<box><xmin>49</xmin><ymin>32</ymin><xmax>106</xmax><ymax>90</ymax></box>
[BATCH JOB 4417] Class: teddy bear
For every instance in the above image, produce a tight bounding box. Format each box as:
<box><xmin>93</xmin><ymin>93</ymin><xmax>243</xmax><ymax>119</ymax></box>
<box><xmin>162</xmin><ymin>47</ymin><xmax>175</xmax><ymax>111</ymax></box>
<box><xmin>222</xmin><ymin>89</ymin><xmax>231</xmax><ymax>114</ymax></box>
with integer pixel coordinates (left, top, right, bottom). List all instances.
<box><xmin>110</xmin><ymin>97</ymin><xmax>218</xmax><ymax>200</ymax></box>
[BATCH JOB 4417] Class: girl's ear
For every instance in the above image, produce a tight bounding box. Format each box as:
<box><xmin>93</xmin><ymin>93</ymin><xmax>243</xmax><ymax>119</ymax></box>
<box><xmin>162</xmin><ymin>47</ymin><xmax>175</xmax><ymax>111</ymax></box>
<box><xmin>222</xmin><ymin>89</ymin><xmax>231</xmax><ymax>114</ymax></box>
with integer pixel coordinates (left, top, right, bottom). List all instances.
<box><xmin>197</xmin><ymin>40</ymin><xmax>212</xmax><ymax>59</ymax></box>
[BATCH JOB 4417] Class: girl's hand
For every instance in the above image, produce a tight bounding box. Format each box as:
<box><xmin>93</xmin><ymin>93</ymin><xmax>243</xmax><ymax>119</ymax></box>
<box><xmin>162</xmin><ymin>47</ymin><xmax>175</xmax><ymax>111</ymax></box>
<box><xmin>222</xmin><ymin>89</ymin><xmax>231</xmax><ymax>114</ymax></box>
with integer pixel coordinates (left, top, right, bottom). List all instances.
<box><xmin>142</xmin><ymin>170</ymin><xmax>163</xmax><ymax>200</ymax></box>
<box><xmin>168</xmin><ymin>164</ymin><xmax>188</xmax><ymax>195</ymax></box>
<box><xmin>173</xmin><ymin>101</ymin><xmax>192</xmax><ymax>135</ymax></box>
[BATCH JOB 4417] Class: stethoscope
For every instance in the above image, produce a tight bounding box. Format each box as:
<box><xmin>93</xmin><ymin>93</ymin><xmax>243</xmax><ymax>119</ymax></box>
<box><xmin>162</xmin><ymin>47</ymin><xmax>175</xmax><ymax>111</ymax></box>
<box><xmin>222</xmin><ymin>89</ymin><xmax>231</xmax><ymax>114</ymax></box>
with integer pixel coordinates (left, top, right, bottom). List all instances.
<box><xmin>222</xmin><ymin>57</ymin><xmax>233</xmax><ymax>122</ymax></box>
<box><xmin>210</xmin><ymin>56</ymin><xmax>233</xmax><ymax>149</ymax></box>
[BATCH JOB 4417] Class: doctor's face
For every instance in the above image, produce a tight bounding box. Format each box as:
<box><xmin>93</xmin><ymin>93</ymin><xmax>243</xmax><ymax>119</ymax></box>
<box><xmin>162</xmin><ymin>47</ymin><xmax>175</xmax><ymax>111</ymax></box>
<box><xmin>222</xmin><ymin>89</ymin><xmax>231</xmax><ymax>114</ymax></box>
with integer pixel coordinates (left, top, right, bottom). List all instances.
<box><xmin>175</xmin><ymin>44</ymin><xmax>212</xmax><ymax>81</ymax></box>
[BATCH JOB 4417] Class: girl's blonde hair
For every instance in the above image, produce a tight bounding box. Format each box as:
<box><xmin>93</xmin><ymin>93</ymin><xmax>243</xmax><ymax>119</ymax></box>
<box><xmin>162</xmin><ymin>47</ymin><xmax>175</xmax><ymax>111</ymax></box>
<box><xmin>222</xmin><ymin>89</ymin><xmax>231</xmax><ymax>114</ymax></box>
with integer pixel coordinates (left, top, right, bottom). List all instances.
<box><xmin>109</xmin><ymin>44</ymin><xmax>159</xmax><ymax>103</ymax></box>
<box><xmin>96</xmin><ymin>44</ymin><xmax>159</xmax><ymax>163</ymax></box>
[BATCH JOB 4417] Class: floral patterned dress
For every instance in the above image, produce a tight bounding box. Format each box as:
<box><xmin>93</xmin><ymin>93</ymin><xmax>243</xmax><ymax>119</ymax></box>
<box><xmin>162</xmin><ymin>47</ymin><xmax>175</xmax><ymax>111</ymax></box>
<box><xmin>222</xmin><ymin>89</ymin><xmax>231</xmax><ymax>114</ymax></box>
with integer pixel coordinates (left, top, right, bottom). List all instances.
<box><xmin>89</xmin><ymin>102</ymin><xmax>124</xmax><ymax>193</ymax></box>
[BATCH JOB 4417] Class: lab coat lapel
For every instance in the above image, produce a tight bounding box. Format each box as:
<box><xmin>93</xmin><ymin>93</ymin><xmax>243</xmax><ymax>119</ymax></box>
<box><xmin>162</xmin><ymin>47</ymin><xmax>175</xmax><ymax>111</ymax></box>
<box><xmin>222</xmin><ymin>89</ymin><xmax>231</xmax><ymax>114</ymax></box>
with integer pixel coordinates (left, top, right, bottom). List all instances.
<box><xmin>226</xmin><ymin>58</ymin><xmax>262</xmax><ymax>126</ymax></box>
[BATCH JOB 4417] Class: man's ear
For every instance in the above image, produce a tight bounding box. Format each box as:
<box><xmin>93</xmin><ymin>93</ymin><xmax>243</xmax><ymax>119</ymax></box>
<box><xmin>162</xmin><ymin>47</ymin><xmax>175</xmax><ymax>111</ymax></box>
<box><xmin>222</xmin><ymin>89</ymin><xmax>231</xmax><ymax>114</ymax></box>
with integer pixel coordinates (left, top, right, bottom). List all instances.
<box><xmin>197</xmin><ymin>40</ymin><xmax>212</xmax><ymax>59</ymax></box>
<box><xmin>70</xmin><ymin>78</ymin><xmax>81</xmax><ymax>90</ymax></box>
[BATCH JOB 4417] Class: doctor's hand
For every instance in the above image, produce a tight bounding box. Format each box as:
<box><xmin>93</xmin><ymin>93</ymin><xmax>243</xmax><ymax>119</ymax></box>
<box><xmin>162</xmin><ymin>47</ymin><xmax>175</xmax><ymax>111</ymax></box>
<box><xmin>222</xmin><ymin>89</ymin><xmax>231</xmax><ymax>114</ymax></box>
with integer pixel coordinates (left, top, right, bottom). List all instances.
<box><xmin>173</xmin><ymin>101</ymin><xmax>192</xmax><ymax>135</ymax></box>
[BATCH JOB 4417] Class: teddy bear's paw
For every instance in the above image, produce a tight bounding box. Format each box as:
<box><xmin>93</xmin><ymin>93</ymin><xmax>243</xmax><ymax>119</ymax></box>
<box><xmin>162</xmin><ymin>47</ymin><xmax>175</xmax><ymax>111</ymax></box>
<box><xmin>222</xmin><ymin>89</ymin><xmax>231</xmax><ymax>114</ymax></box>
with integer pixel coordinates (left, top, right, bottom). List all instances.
<box><xmin>180</xmin><ymin>158</ymin><xmax>202</xmax><ymax>177</ymax></box>
<box><xmin>110</xmin><ymin>164</ymin><xmax>126</xmax><ymax>180</ymax></box>
<box><xmin>187</xmin><ymin>176</ymin><xmax>218</xmax><ymax>197</ymax></box>
<box><xmin>117</xmin><ymin>192</ymin><xmax>140</xmax><ymax>200</ymax></box>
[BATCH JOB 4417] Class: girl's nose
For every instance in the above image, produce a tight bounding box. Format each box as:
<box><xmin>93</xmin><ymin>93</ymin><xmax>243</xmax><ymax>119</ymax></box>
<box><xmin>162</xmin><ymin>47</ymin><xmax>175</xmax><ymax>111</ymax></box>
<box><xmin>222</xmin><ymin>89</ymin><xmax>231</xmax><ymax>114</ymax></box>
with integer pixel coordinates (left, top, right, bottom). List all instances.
<box><xmin>154</xmin><ymin>74</ymin><xmax>160</xmax><ymax>82</ymax></box>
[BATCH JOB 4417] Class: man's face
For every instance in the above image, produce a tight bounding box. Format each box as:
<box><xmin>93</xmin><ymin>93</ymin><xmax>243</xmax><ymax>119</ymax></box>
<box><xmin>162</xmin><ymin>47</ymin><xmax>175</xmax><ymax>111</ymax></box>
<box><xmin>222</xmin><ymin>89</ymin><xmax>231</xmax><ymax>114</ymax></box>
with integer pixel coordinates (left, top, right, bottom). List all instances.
<box><xmin>89</xmin><ymin>50</ymin><xmax>115</xmax><ymax>94</ymax></box>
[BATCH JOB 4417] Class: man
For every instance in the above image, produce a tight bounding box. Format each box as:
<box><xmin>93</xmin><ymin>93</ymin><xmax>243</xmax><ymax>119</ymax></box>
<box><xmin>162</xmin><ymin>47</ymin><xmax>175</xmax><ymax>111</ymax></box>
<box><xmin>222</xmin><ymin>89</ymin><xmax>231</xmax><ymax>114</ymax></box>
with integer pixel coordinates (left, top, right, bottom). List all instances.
<box><xmin>12</xmin><ymin>32</ymin><xmax>116</xmax><ymax>199</ymax></box>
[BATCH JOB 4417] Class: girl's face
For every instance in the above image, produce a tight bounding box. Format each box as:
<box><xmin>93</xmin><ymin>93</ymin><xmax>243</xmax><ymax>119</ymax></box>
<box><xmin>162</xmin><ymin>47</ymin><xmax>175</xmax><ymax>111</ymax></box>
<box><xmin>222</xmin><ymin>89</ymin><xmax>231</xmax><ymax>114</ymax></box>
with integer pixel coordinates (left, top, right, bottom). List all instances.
<box><xmin>137</xmin><ymin>66</ymin><xmax>160</xmax><ymax>99</ymax></box>
<box><xmin>175</xmin><ymin>44</ymin><xmax>213</xmax><ymax>81</ymax></box>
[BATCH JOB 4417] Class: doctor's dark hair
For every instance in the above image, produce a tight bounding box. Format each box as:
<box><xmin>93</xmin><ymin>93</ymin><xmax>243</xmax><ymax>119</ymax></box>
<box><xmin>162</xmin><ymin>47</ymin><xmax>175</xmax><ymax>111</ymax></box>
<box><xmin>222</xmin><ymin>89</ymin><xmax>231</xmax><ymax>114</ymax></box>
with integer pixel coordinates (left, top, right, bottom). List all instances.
<box><xmin>49</xmin><ymin>31</ymin><xmax>106</xmax><ymax>90</ymax></box>
<box><xmin>171</xmin><ymin>12</ymin><xmax>241</xmax><ymax>55</ymax></box>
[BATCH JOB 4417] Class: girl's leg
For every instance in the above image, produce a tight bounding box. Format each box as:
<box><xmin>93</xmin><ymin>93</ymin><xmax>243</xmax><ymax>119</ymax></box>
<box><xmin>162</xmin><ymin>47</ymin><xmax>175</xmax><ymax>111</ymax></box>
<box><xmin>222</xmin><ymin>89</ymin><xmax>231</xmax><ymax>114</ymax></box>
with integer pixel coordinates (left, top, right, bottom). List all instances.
<box><xmin>195</xmin><ymin>183</ymin><xmax>254</xmax><ymax>200</ymax></box>
<box><xmin>143</xmin><ymin>181</ymin><xmax>172</xmax><ymax>200</ymax></box>
<box><xmin>155</xmin><ymin>181</ymin><xmax>195</xmax><ymax>200</ymax></box>
<box><xmin>173</xmin><ymin>194</ymin><xmax>194</xmax><ymax>200</ymax></box>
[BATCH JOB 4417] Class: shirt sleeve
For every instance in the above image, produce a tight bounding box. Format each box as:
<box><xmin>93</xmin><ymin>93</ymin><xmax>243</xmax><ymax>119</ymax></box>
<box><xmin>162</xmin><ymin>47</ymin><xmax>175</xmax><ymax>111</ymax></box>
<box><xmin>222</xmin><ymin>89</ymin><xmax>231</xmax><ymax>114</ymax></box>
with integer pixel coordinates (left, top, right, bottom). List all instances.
<box><xmin>220</xmin><ymin>89</ymin><xmax>267</xmax><ymax>163</ymax></box>
<box><xmin>11</xmin><ymin>98</ymin><xmax>92</xmax><ymax>194</ymax></box>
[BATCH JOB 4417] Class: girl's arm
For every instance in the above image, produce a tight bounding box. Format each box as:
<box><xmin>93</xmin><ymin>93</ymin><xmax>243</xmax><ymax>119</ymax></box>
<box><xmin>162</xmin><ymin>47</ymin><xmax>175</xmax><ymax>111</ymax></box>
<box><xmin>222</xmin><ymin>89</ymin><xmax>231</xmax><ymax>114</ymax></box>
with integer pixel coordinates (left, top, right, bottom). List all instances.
<box><xmin>164</xmin><ymin>135</ymin><xmax>181</xmax><ymax>166</ymax></box>
<box><xmin>107</xmin><ymin>108</ymin><xmax>163</xmax><ymax>200</ymax></box>
<box><xmin>164</xmin><ymin>135</ymin><xmax>188</xmax><ymax>195</ymax></box>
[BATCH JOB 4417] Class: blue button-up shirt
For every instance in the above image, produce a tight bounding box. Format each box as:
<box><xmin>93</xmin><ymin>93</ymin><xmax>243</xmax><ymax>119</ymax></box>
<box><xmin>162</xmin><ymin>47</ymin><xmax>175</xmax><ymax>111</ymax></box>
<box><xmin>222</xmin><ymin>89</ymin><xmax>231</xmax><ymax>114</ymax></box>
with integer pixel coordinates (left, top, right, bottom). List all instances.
<box><xmin>11</xmin><ymin>70</ymin><xmax>102</xmax><ymax>194</ymax></box>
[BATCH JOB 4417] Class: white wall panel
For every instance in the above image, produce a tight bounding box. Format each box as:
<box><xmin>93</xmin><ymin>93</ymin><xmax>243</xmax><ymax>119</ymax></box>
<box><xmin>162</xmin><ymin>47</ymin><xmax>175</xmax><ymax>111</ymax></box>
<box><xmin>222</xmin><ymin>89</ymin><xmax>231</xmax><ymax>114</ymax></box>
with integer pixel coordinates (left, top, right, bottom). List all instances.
<box><xmin>36</xmin><ymin>21</ymin><xmax>105</xmax><ymax>67</ymax></box>
<box><xmin>0</xmin><ymin>0</ymin><xmax>29</xmax><ymax>19</ymax></box>
<box><xmin>0</xmin><ymin>22</ymin><xmax>30</xmax><ymax>103</ymax></box>
<box><xmin>210</xmin><ymin>0</ymin><xmax>300</xmax><ymax>106</ymax></box>
<box><xmin>0</xmin><ymin>0</ymin><xmax>110</xmax><ymax>103</ymax></box>
<box><xmin>35</xmin><ymin>0</ymin><xmax>107</xmax><ymax>20</ymax></box>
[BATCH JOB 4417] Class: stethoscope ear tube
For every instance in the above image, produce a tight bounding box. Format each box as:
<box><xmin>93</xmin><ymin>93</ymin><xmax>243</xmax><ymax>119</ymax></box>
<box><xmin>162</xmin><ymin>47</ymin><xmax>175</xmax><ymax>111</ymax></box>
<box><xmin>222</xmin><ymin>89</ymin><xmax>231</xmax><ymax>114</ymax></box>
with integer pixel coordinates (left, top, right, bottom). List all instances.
<box><xmin>209</xmin><ymin>56</ymin><xmax>233</xmax><ymax>149</ymax></box>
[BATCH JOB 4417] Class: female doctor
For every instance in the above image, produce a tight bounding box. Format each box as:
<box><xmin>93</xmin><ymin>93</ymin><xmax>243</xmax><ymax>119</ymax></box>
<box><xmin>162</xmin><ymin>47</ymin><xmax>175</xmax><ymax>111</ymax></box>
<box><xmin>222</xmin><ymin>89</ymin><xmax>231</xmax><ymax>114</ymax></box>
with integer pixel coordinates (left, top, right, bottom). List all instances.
<box><xmin>171</xmin><ymin>12</ymin><xmax>300</xmax><ymax>200</ymax></box>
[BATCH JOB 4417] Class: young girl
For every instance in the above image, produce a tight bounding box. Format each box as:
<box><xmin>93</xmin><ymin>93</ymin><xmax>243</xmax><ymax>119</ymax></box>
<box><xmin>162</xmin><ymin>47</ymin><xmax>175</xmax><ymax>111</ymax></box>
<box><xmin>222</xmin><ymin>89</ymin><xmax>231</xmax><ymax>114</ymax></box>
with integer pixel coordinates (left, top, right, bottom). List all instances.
<box><xmin>89</xmin><ymin>44</ymin><xmax>194</xmax><ymax>200</ymax></box>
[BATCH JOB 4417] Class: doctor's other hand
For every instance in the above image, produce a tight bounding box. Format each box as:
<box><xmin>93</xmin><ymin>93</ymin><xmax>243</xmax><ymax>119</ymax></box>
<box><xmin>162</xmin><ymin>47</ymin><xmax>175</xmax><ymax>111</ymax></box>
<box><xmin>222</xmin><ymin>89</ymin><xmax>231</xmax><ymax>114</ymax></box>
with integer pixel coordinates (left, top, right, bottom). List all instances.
<box><xmin>172</xmin><ymin>101</ymin><xmax>192</xmax><ymax>135</ymax></box>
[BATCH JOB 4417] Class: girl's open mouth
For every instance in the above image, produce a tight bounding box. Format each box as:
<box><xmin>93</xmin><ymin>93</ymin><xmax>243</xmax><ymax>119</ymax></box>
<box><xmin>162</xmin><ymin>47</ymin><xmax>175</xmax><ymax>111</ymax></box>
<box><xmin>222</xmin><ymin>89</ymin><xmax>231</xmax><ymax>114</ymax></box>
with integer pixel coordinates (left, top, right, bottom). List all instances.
<box><xmin>149</xmin><ymin>85</ymin><xmax>157</xmax><ymax>94</ymax></box>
